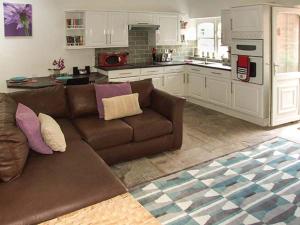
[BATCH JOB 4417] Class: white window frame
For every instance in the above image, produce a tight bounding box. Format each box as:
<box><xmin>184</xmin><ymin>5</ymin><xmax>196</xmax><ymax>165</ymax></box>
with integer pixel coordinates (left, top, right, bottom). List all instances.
<box><xmin>196</xmin><ymin>17</ymin><xmax>223</xmax><ymax>58</ymax></box>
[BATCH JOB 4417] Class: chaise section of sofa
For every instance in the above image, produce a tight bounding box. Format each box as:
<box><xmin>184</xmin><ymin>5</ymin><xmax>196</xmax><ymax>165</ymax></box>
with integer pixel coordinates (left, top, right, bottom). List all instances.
<box><xmin>0</xmin><ymin>140</ymin><xmax>126</xmax><ymax>225</ymax></box>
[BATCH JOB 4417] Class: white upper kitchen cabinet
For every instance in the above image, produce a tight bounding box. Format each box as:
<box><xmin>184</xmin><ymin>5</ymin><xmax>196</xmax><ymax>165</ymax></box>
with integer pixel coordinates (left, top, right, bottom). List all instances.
<box><xmin>85</xmin><ymin>11</ymin><xmax>108</xmax><ymax>47</ymax></box>
<box><xmin>85</xmin><ymin>11</ymin><xmax>128</xmax><ymax>48</ymax></box>
<box><xmin>129</xmin><ymin>12</ymin><xmax>154</xmax><ymax>24</ymax></box>
<box><xmin>206</xmin><ymin>77</ymin><xmax>232</xmax><ymax>108</ymax></box>
<box><xmin>109</xmin><ymin>12</ymin><xmax>129</xmax><ymax>47</ymax></box>
<box><xmin>154</xmin><ymin>14</ymin><xmax>180</xmax><ymax>45</ymax></box>
<box><xmin>231</xmin><ymin>5</ymin><xmax>268</xmax><ymax>39</ymax></box>
<box><xmin>221</xmin><ymin>9</ymin><xmax>232</xmax><ymax>46</ymax></box>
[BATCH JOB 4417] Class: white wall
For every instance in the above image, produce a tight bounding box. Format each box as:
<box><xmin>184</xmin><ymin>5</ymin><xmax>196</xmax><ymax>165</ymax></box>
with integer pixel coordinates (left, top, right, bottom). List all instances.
<box><xmin>0</xmin><ymin>0</ymin><xmax>189</xmax><ymax>92</ymax></box>
<box><xmin>188</xmin><ymin>0</ymin><xmax>300</xmax><ymax>18</ymax></box>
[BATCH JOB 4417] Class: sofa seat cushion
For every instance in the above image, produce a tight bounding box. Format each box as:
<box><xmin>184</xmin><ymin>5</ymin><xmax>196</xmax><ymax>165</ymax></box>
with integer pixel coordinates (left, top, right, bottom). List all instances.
<box><xmin>0</xmin><ymin>140</ymin><xmax>126</xmax><ymax>225</ymax></box>
<box><xmin>73</xmin><ymin>116</ymin><xmax>133</xmax><ymax>150</ymax></box>
<box><xmin>122</xmin><ymin>109</ymin><xmax>173</xmax><ymax>142</ymax></box>
<box><xmin>55</xmin><ymin>118</ymin><xmax>82</xmax><ymax>142</ymax></box>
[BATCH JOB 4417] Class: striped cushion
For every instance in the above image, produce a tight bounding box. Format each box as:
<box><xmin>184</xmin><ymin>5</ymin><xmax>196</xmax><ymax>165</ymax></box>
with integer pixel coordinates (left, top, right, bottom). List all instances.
<box><xmin>102</xmin><ymin>93</ymin><xmax>142</xmax><ymax>121</ymax></box>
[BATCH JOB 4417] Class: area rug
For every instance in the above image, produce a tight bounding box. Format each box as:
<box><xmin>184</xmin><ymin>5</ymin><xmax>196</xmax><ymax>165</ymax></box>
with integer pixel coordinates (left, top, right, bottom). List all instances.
<box><xmin>131</xmin><ymin>137</ymin><xmax>300</xmax><ymax>225</ymax></box>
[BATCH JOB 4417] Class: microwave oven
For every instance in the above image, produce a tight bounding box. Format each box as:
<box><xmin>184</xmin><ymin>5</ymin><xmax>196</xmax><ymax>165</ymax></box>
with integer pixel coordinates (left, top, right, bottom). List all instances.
<box><xmin>99</xmin><ymin>52</ymin><xmax>129</xmax><ymax>67</ymax></box>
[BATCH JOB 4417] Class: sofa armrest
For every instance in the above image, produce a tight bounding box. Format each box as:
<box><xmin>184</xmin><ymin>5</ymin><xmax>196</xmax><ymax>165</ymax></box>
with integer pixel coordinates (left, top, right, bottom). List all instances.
<box><xmin>151</xmin><ymin>89</ymin><xmax>186</xmax><ymax>149</ymax></box>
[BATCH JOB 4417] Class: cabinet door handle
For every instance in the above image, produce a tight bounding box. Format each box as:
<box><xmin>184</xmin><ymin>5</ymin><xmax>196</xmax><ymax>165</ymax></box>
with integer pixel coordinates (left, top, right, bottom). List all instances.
<box><xmin>191</xmin><ymin>69</ymin><xmax>201</xmax><ymax>72</ymax></box>
<box><xmin>211</xmin><ymin>72</ymin><xmax>222</xmax><ymax>75</ymax></box>
<box><xmin>205</xmin><ymin>77</ymin><xmax>207</xmax><ymax>88</ymax></box>
<box><xmin>231</xmin><ymin>82</ymin><xmax>233</xmax><ymax>94</ymax></box>
<box><xmin>187</xmin><ymin>74</ymin><xmax>189</xmax><ymax>83</ymax></box>
<box><xmin>230</xmin><ymin>18</ymin><xmax>233</xmax><ymax>30</ymax></box>
<box><xmin>119</xmin><ymin>72</ymin><xmax>132</xmax><ymax>75</ymax></box>
<box><xmin>110</xmin><ymin>34</ymin><xmax>112</xmax><ymax>44</ymax></box>
<box><xmin>147</xmin><ymin>70</ymin><xmax>158</xmax><ymax>73</ymax></box>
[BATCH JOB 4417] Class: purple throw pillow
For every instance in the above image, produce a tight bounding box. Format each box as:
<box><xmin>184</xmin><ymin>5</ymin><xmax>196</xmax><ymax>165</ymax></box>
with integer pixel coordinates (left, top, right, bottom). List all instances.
<box><xmin>95</xmin><ymin>83</ymin><xmax>132</xmax><ymax>118</ymax></box>
<box><xmin>16</xmin><ymin>103</ymin><xmax>53</xmax><ymax>155</ymax></box>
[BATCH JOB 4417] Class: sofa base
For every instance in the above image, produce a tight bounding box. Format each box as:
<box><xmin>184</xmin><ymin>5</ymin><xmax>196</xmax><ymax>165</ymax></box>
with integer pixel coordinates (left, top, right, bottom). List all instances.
<box><xmin>97</xmin><ymin>134</ymin><xmax>174</xmax><ymax>165</ymax></box>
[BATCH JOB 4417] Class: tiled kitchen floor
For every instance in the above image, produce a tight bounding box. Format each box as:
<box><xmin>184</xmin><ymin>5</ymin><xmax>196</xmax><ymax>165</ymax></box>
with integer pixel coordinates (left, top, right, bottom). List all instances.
<box><xmin>111</xmin><ymin>102</ymin><xmax>300</xmax><ymax>188</ymax></box>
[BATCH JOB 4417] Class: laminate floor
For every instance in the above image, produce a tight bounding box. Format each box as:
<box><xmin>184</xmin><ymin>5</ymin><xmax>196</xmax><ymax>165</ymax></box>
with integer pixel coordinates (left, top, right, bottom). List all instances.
<box><xmin>111</xmin><ymin>103</ymin><xmax>300</xmax><ymax>188</ymax></box>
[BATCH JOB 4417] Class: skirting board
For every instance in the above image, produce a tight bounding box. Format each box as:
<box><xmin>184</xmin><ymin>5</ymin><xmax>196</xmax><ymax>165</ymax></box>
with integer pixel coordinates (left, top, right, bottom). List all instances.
<box><xmin>187</xmin><ymin>97</ymin><xmax>270</xmax><ymax>127</ymax></box>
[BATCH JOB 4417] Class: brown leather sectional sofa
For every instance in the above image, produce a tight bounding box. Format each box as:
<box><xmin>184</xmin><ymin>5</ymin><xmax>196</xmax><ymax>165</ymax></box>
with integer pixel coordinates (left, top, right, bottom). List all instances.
<box><xmin>0</xmin><ymin>79</ymin><xmax>185</xmax><ymax>225</ymax></box>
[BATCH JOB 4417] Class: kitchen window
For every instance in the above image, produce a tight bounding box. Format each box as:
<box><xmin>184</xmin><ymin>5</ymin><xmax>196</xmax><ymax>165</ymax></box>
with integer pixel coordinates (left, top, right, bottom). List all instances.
<box><xmin>197</xmin><ymin>17</ymin><xmax>228</xmax><ymax>59</ymax></box>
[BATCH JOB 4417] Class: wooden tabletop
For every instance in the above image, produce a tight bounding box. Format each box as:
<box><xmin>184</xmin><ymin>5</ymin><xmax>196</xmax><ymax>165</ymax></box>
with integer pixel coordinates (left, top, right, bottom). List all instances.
<box><xmin>6</xmin><ymin>73</ymin><xmax>108</xmax><ymax>89</ymax></box>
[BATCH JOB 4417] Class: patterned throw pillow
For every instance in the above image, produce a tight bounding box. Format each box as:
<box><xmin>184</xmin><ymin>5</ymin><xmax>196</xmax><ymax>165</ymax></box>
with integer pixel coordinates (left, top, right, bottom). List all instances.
<box><xmin>39</xmin><ymin>113</ymin><xmax>66</xmax><ymax>152</ymax></box>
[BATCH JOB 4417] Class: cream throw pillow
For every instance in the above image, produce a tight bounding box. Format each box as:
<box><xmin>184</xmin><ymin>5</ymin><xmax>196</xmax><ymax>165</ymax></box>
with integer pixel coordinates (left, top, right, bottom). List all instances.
<box><xmin>102</xmin><ymin>93</ymin><xmax>143</xmax><ymax>120</ymax></box>
<box><xmin>38</xmin><ymin>113</ymin><xmax>66</xmax><ymax>152</ymax></box>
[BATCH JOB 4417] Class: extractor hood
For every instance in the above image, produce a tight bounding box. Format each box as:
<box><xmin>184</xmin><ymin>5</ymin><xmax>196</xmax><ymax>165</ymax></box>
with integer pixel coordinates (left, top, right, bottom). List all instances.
<box><xmin>128</xmin><ymin>24</ymin><xmax>160</xmax><ymax>31</ymax></box>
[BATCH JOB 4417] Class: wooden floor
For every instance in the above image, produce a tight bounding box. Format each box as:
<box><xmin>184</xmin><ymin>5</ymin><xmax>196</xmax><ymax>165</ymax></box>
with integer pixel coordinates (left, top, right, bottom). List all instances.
<box><xmin>111</xmin><ymin>102</ymin><xmax>300</xmax><ymax>188</ymax></box>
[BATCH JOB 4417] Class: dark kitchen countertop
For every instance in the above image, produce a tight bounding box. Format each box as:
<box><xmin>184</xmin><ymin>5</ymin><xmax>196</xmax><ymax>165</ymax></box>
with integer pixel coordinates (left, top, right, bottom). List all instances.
<box><xmin>96</xmin><ymin>61</ymin><xmax>231</xmax><ymax>72</ymax></box>
<box><xmin>6</xmin><ymin>72</ymin><xmax>108</xmax><ymax>89</ymax></box>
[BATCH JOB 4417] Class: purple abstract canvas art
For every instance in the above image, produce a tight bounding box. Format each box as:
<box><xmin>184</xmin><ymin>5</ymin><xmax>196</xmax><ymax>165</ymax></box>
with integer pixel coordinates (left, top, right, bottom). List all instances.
<box><xmin>3</xmin><ymin>2</ymin><xmax>32</xmax><ymax>36</ymax></box>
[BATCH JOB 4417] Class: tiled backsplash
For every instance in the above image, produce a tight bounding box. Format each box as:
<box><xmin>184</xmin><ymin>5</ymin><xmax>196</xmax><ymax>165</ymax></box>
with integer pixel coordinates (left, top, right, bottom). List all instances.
<box><xmin>95</xmin><ymin>30</ymin><xmax>196</xmax><ymax>65</ymax></box>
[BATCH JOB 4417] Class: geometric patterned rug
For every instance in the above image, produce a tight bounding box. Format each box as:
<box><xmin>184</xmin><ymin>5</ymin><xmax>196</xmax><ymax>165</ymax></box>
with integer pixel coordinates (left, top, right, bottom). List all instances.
<box><xmin>131</xmin><ymin>138</ymin><xmax>300</xmax><ymax>225</ymax></box>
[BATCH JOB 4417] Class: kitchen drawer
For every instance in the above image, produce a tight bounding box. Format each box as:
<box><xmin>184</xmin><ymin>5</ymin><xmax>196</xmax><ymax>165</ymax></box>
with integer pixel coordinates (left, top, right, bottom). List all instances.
<box><xmin>186</xmin><ymin>66</ymin><xmax>204</xmax><ymax>74</ymax></box>
<box><xmin>205</xmin><ymin>68</ymin><xmax>231</xmax><ymax>79</ymax></box>
<box><xmin>164</xmin><ymin>65</ymin><xmax>185</xmax><ymax>73</ymax></box>
<box><xmin>140</xmin><ymin>67</ymin><xmax>164</xmax><ymax>76</ymax></box>
<box><xmin>108</xmin><ymin>69</ymin><xmax>141</xmax><ymax>79</ymax></box>
<box><xmin>110</xmin><ymin>76</ymin><xmax>140</xmax><ymax>82</ymax></box>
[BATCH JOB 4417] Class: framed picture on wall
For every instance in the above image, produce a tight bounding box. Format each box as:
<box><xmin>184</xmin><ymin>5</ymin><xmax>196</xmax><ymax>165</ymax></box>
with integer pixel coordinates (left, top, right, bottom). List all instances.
<box><xmin>3</xmin><ymin>2</ymin><xmax>32</xmax><ymax>36</ymax></box>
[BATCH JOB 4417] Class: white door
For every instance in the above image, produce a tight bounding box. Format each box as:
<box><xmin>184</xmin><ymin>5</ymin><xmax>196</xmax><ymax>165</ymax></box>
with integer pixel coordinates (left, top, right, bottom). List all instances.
<box><xmin>271</xmin><ymin>7</ymin><xmax>300</xmax><ymax>126</ymax></box>
<box><xmin>221</xmin><ymin>9</ymin><xmax>232</xmax><ymax>46</ymax></box>
<box><xmin>206</xmin><ymin>77</ymin><xmax>231</xmax><ymax>107</ymax></box>
<box><xmin>156</xmin><ymin>14</ymin><xmax>179</xmax><ymax>45</ymax></box>
<box><xmin>109</xmin><ymin>12</ymin><xmax>128</xmax><ymax>47</ymax></box>
<box><xmin>188</xmin><ymin>73</ymin><xmax>206</xmax><ymax>100</ymax></box>
<box><xmin>165</xmin><ymin>73</ymin><xmax>184</xmax><ymax>96</ymax></box>
<box><xmin>85</xmin><ymin>11</ymin><xmax>108</xmax><ymax>47</ymax></box>
<box><xmin>232</xmin><ymin>81</ymin><xmax>264</xmax><ymax>118</ymax></box>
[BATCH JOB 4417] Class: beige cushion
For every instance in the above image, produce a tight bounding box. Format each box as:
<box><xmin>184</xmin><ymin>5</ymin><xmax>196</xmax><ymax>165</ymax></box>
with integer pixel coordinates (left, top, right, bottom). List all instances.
<box><xmin>38</xmin><ymin>113</ymin><xmax>66</xmax><ymax>152</ymax></box>
<box><xmin>103</xmin><ymin>93</ymin><xmax>143</xmax><ymax>121</ymax></box>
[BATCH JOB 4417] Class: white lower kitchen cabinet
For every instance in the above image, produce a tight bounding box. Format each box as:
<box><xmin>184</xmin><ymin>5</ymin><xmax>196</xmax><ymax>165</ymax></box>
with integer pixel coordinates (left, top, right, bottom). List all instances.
<box><xmin>231</xmin><ymin>81</ymin><xmax>264</xmax><ymax>118</ymax></box>
<box><xmin>206</xmin><ymin>77</ymin><xmax>232</xmax><ymax>107</ymax></box>
<box><xmin>141</xmin><ymin>74</ymin><xmax>164</xmax><ymax>91</ymax></box>
<box><xmin>164</xmin><ymin>73</ymin><xmax>185</xmax><ymax>96</ymax></box>
<box><xmin>187</xmin><ymin>73</ymin><xmax>206</xmax><ymax>100</ymax></box>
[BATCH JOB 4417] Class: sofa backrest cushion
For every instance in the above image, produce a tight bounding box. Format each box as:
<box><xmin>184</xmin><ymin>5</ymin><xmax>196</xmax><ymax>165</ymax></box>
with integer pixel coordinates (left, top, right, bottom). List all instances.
<box><xmin>95</xmin><ymin>83</ymin><xmax>132</xmax><ymax>118</ymax></box>
<box><xmin>0</xmin><ymin>94</ymin><xmax>29</xmax><ymax>182</ymax></box>
<box><xmin>130</xmin><ymin>79</ymin><xmax>154</xmax><ymax>108</ymax></box>
<box><xmin>66</xmin><ymin>84</ymin><xmax>98</xmax><ymax>118</ymax></box>
<box><xmin>10</xmin><ymin>85</ymin><xmax>68</xmax><ymax>118</ymax></box>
